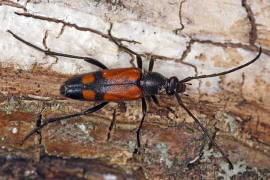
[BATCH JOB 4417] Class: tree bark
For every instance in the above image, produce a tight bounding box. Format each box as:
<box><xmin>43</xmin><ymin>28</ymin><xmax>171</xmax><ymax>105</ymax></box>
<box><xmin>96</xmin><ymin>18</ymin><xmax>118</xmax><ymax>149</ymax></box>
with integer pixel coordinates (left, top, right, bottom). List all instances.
<box><xmin>0</xmin><ymin>0</ymin><xmax>270</xmax><ymax>179</ymax></box>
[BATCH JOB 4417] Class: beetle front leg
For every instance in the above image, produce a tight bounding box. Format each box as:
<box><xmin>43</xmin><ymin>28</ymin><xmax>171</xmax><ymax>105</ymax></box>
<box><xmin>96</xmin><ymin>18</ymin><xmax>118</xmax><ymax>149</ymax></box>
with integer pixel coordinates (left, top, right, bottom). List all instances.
<box><xmin>108</xmin><ymin>24</ymin><xmax>144</xmax><ymax>70</ymax></box>
<box><xmin>148</xmin><ymin>57</ymin><xmax>154</xmax><ymax>72</ymax></box>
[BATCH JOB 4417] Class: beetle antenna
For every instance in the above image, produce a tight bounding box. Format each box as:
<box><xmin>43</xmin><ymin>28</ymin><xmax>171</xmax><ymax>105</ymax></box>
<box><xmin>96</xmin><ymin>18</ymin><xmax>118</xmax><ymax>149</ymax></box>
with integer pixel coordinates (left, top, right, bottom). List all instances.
<box><xmin>175</xmin><ymin>93</ymin><xmax>234</xmax><ymax>169</ymax></box>
<box><xmin>179</xmin><ymin>47</ymin><xmax>262</xmax><ymax>83</ymax></box>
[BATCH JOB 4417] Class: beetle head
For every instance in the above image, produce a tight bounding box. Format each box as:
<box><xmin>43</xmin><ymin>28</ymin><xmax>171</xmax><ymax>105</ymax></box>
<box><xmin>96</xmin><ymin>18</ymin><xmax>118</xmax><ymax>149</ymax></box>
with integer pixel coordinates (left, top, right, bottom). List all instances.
<box><xmin>166</xmin><ymin>77</ymin><xmax>186</xmax><ymax>96</ymax></box>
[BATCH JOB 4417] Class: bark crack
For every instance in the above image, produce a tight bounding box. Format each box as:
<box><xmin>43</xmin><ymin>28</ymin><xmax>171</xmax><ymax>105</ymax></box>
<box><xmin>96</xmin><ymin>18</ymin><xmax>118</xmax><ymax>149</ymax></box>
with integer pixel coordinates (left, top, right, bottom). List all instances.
<box><xmin>1</xmin><ymin>0</ymin><xmax>26</xmax><ymax>11</ymax></box>
<box><xmin>191</xmin><ymin>38</ymin><xmax>260</xmax><ymax>52</ymax></box>
<box><xmin>14</xmin><ymin>12</ymin><xmax>140</xmax><ymax>45</ymax></box>
<box><xmin>173</xmin><ymin>0</ymin><xmax>187</xmax><ymax>34</ymax></box>
<box><xmin>241</xmin><ymin>0</ymin><xmax>258</xmax><ymax>46</ymax></box>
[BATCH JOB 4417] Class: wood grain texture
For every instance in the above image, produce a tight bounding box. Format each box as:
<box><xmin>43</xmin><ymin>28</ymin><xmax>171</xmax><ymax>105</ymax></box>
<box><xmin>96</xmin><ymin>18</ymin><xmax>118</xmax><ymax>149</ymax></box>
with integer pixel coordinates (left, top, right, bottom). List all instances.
<box><xmin>0</xmin><ymin>0</ymin><xmax>270</xmax><ymax>179</ymax></box>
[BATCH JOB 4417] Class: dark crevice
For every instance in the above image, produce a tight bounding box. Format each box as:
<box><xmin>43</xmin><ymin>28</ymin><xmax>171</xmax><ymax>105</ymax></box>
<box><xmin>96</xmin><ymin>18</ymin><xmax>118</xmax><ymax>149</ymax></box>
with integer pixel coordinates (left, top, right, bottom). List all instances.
<box><xmin>14</xmin><ymin>12</ymin><xmax>140</xmax><ymax>45</ymax></box>
<box><xmin>242</xmin><ymin>0</ymin><xmax>258</xmax><ymax>45</ymax></box>
<box><xmin>190</xmin><ymin>38</ymin><xmax>270</xmax><ymax>56</ymax></box>
<box><xmin>1</xmin><ymin>0</ymin><xmax>27</xmax><ymax>11</ymax></box>
<box><xmin>192</xmin><ymin>39</ymin><xmax>260</xmax><ymax>52</ymax></box>
<box><xmin>42</xmin><ymin>30</ymin><xmax>49</xmax><ymax>50</ymax></box>
<box><xmin>173</xmin><ymin>0</ymin><xmax>187</xmax><ymax>34</ymax></box>
<box><xmin>56</xmin><ymin>24</ymin><xmax>65</xmax><ymax>38</ymax></box>
<box><xmin>41</xmin><ymin>30</ymin><xmax>59</xmax><ymax>68</ymax></box>
<box><xmin>178</xmin><ymin>39</ymin><xmax>194</xmax><ymax>63</ymax></box>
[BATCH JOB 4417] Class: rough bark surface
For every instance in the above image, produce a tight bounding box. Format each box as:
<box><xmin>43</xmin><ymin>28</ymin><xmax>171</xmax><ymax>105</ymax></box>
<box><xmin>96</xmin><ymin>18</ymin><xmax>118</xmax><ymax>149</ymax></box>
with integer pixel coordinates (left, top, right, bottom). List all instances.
<box><xmin>0</xmin><ymin>0</ymin><xmax>270</xmax><ymax>179</ymax></box>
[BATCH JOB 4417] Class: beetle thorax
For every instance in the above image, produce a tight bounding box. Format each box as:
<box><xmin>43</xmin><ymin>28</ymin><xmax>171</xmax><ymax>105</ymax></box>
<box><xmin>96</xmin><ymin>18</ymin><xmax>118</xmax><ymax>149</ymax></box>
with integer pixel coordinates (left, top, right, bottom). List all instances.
<box><xmin>140</xmin><ymin>72</ymin><xmax>167</xmax><ymax>95</ymax></box>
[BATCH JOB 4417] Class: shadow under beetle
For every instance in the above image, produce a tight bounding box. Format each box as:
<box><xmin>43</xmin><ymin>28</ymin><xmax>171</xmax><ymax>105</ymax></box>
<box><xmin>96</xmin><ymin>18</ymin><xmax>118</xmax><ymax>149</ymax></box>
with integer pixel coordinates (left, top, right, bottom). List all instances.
<box><xmin>7</xmin><ymin>26</ymin><xmax>262</xmax><ymax>170</ymax></box>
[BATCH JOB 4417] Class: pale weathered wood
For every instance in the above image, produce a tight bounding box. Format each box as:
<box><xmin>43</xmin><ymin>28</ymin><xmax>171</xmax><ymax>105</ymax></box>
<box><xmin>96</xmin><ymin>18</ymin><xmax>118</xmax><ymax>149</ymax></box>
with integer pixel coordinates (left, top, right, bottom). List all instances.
<box><xmin>0</xmin><ymin>0</ymin><xmax>270</xmax><ymax>179</ymax></box>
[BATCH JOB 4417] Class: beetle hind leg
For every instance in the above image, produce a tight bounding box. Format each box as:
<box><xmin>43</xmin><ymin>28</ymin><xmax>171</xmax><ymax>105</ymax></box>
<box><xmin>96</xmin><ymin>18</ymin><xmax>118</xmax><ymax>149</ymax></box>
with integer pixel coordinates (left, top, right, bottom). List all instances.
<box><xmin>134</xmin><ymin>97</ymin><xmax>147</xmax><ymax>154</ymax></box>
<box><xmin>107</xmin><ymin>110</ymin><xmax>116</xmax><ymax>141</ymax></box>
<box><xmin>22</xmin><ymin>102</ymin><xmax>109</xmax><ymax>144</ymax></box>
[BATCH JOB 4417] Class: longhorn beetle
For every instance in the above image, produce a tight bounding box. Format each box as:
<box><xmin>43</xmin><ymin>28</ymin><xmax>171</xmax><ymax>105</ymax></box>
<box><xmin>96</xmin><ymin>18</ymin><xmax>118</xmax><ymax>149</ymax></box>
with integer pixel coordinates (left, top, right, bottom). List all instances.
<box><xmin>7</xmin><ymin>27</ymin><xmax>262</xmax><ymax>170</ymax></box>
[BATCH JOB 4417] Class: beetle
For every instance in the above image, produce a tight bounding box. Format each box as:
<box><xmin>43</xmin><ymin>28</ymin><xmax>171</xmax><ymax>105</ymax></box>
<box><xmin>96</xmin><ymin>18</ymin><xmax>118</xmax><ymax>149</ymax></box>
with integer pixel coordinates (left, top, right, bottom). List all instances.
<box><xmin>7</xmin><ymin>28</ymin><xmax>262</xmax><ymax>170</ymax></box>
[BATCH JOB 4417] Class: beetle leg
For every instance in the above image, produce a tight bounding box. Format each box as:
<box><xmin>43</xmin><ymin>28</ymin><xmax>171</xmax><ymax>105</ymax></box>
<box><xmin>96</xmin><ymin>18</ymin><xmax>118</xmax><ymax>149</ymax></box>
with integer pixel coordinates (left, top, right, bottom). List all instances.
<box><xmin>22</xmin><ymin>102</ymin><xmax>109</xmax><ymax>144</ymax></box>
<box><xmin>187</xmin><ymin>132</ymin><xmax>212</xmax><ymax>168</ymax></box>
<box><xmin>108</xmin><ymin>24</ymin><xmax>139</xmax><ymax>56</ymax></box>
<box><xmin>108</xmin><ymin>24</ymin><xmax>144</xmax><ymax>70</ymax></box>
<box><xmin>83</xmin><ymin>58</ymin><xmax>108</xmax><ymax>70</ymax></box>
<box><xmin>35</xmin><ymin>114</ymin><xmax>42</xmax><ymax>144</ymax></box>
<box><xmin>175</xmin><ymin>93</ymin><xmax>234</xmax><ymax>169</ymax></box>
<box><xmin>134</xmin><ymin>97</ymin><xmax>147</xmax><ymax>153</ymax></box>
<box><xmin>151</xmin><ymin>95</ymin><xmax>160</xmax><ymax>106</ymax></box>
<box><xmin>107</xmin><ymin>109</ymin><xmax>116</xmax><ymax>141</ymax></box>
<box><xmin>148</xmin><ymin>57</ymin><xmax>154</xmax><ymax>72</ymax></box>
<box><xmin>187</xmin><ymin>138</ymin><xmax>206</xmax><ymax>169</ymax></box>
<box><xmin>137</xmin><ymin>55</ymin><xmax>142</xmax><ymax>69</ymax></box>
<box><xmin>188</xmin><ymin>130</ymin><xmax>218</xmax><ymax>168</ymax></box>
<box><xmin>7</xmin><ymin>30</ymin><xmax>108</xmax><ymax>69</ymax></box>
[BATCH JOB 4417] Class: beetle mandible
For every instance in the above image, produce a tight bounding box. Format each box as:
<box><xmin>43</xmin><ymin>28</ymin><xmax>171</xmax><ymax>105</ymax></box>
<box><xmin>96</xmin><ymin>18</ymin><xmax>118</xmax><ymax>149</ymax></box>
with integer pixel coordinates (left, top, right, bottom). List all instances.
<box><xmin>7</xmin><ymin>26</ymin><xmax>262</xmax><ymax>170</ymax></box>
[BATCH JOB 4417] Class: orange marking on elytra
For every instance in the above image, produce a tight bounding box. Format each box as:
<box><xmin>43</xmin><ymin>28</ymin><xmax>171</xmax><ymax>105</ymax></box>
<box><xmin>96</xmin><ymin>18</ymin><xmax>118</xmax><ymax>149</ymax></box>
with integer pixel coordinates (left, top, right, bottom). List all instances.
<box><xmin>102</xmin><ymin>68</ymin><xmax>141</xmax><ymax>83</ymax></box>
<box><xmin>83</xmin><ymin>90</ymin><xmax>96</xmax><ymax>100</ymax></box>
<box><xmin>104</xmin><ymin>85</ymin><xmax>142</xmax><ymax>101</ymax></box>
<box><xmin>82</xmin><ymin>74</ymin><xmax>95</xmax><ymax>84</ymax></box>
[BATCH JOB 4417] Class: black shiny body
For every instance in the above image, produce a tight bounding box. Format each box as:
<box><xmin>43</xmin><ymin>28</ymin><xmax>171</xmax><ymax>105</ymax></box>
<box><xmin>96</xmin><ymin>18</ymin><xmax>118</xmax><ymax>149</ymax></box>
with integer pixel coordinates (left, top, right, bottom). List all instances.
<box><xmin>60</xmin><ymin>68</ymin><xmax>181</xmax><ymax>101</ymax></box>
<box><xmin>140</xmin><ymin>72</ymin><xmax>167</xmax><ymax>95</ymax></box>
